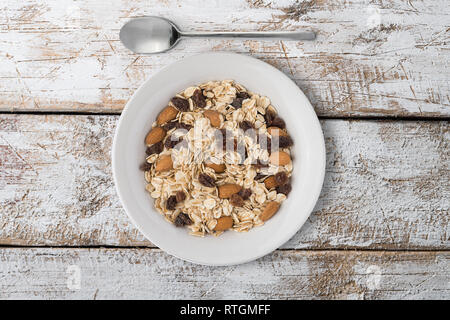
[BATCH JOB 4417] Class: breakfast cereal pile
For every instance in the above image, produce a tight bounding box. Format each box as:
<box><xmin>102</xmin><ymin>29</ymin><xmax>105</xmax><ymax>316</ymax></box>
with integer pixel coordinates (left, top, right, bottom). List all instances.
<box><xmin>140</xmin><ymin>80</ymin><xmax>293</xmax><ymax>237</ymax></box>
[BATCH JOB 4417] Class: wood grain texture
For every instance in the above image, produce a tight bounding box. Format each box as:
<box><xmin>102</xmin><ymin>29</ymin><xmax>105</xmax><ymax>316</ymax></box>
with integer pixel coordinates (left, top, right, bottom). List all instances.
<box><xmin>0</xmin><ymin>114</ymin><xmax>448</xmax><ymax>249</ymax></box>
<box><xmin>0</xmin><ymin>248</ymin><xmax>448</xmax><ymax>299</ymax></box>
<box><xmin>1</xmin><ymin>0</ymin><xmax>449</xmax><ymax>117</ymax></box>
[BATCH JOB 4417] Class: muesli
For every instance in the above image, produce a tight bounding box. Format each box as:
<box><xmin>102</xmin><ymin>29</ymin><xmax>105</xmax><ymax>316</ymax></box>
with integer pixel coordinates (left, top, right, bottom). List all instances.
<box><xmin>140</xmin><ymin>80</ymin><xmax>293</xmax><ymax>236</ymax></box>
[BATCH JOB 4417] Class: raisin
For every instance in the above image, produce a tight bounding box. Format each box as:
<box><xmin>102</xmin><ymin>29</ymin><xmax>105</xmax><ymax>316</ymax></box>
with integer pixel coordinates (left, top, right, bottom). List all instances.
<box><xmin>238</xmin><ymin>188</ymin><xmax>252</xmax><ymax>200</ymax></box>
<box><xmin>254</xmin><ymin>173</ymin><xmax>267</xmax><ymax>181</ymax></box>
<box><xmin>162</xmin><ymin>121</ymin><xmax>192</xmax><ymax>131</ymax></box>
<box><xmin>139</xmin><ymin>162</ymin><xmax>152</xmax><ymax>171</ymax></box>
<box><xmin>162</xmin><ymin>121</ymin><xmax>177</xmax><ymax>131</ymax></box>
<box><xmin>239</xmin><ymin>120</ymin><xmax>254</xmax><ymax>132</ymax></box>
<box><xmin>146</xmin><ymin>141</ymin><xmax>163</xmax><ymax>156</ymax></box>
<box><xmin>230</xmin><ymin>193</ymin><xmax>245</xmax><ymax>207</ymax></box>
<box><xmin>279</xmin><ymin>135</ymin><xmax>293</xmax><ymax>148</ymax></box>
<box><xmin>164</xmin><ymin>135</ymin><xmax>183</xmax><ymax>149</ymax></box>
<box><xmin>276</xmin><ymin>183</ymin><xmax>292</xmax><ymax>195</ymax></box>
<box><xmin>171</xmin><ymin>97</ymin><xmax>189</xmax><ymax>112</ymax></box>
<box><xmin>176</xmin><ymin>122</ymin><xmax>193</xmax><ymax>131</ymax></box>
<box><xmin>231</xmin><ymin>97</ymin><xmax>244</xmax><ymax>109</ymax></box>
<box><xmin>166</xmin><ymin>195</ymin><xmax>177</xmax><ymax>210</ymax></box>
<box><xmin>174</xmin><ymin>212</ymin><xmax>192</xmax><ymax>227</ymax></box>
<box><xmin>192</xmin><ymin>89</ymin><xmax>206</xmax><ymax>108</ymax></box>
<box><xmin>271</xmin><ymin>116</ymin><xmax>286</xmax><ymax>129</ymax></box>
<box><xmin>199</xmin><ymin>173</ymin><xmax>216</xmax><ymax>188</ymax></box>
<box><xmin>275</xmin><ymin>172</ymin><xmax>289</xmax><ymax>185</ymax></box>
<box><xmin>236</xmin><ymin>92</ymin><xmax>250</xmax><ymax>99</ymax></box>
<box><xmin>176</xmin><ymin>190</ymin><xmax>186</xmax><ymax>202</ymax></box>
<box><xmin>174</xmin><ymin>139</ymin><xmax>188</xmax><ymax>150</ymax></box>
<box><xmin>264</xmin><ymin>109</ymin><xmax>276</xmax><ymax>126</ymax></box>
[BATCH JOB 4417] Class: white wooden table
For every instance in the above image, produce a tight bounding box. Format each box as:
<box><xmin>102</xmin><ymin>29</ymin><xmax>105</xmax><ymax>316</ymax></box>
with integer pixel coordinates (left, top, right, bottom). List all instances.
<box><xmin>0</xmin><ymin>0</ymin><xmax>449</xmax><ymax>299</ymax></box>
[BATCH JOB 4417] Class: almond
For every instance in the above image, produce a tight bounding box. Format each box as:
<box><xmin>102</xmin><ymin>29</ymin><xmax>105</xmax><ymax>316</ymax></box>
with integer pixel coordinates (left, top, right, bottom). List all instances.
<box><xmin>155</xmin><ymin>154</ymin><xmax>173</xmax><ymax>172</ymax></box>
<box><xmin>267</xmin><ymin>126</ymin><xmax>288</xmax><ymax>137</ymax></box>
<box><xmin>214</xmin><ymin>216</ymin><xmax>233</xmax><ymax>231</ymax></box>
<box><xmin>260</xmin><ymin>201</ymin><xmax>280</xmax><ymax>221</ymax></box>
<box><xmin>264</xmin><ymin>176</ymin><xmax>278</xmax><ymax>189</ymax></box>
<box><xmin>205</xmin><ymin>162</ymin><xmax>226</xmax><ymax>173</ymax></box>
<box><xmin>145</xmin><ymin>127</ymin><xmax>166</xmax><ymax>146</ymax></box>
<box><xmin>218</xmin><ymin>183</ymin><xmax>242</xmax><ymax>199</ymax></box>
<box><xmin>203</xmin><ymin>110</ymin><xmax>222</xmax><ymax>128</ymax></box>
<box><xmin>269</xmin><ymin>151</ymin><xmax>291</xmax><ymax>166</ymax></box>
<box><xmin>157</xmin><ymin>106</ymin><xmax>179</xmax><ymax>125</ymax></box>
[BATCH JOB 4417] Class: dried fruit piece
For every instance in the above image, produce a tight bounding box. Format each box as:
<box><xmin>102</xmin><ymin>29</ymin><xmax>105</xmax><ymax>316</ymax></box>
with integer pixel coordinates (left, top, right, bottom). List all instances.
<box><xmin>269</xmin><ymin>151</ymin><xmax>291</xmax><ymax>166</ymax></box>
<box><xmin>254</xmin><ymin>173</ymin><xmax>267</xmax><ymax>181</ymax></box>
<box><xmin>236</xmin><ymin>92</ymin><xmax>250</xmax><ymax>99</ymax></box>
<box><xmin>218</xmin><ymin>184</ymin><xmax>242</xmax><ymax>199</ymax></box>
<box><xmin>192</xmin><ymin>89</ymin><xmax>206</xmax><ymax>108</ymax></box>
<box><xmin>162</xmin><ymin>121</ymin><xmax>177</xmax><ymax>131</ymax></box>
<box><xmin>171</xmin><ymin>97</ymin><xmax>190</xmax><ymax>112</ymax></box>
<box><xmin>176</xmin><ymin>190</ymin><xmax>186</xmax><ymax>202</ymax></box>
<box><xmin>157</xmin><ymin>106</ymin><xmax>178</xmax><ymax>125</ymax></box>
<box><xmin>146</xmin><ymin>141</ymin><xmax>163</xmax><ymax>156</ymax></box>
<box><xmin>239</xmin><ymin>120</ymin><xmax>254</xmax><ymax>132</ymax></box>
<box><xmin>260</xmin><ymin>201</ymin><xmax>280</xmax><ymax>221</ymax></box>
<box><xmin>231</xmin><ymin>97</ymin><xmax>244</xmax><ymax>109</ymax></box>
<box><xmin>271</xmin><ymin>116</ymin><xmax>286</xmax><ymax>129</ymax></box>
<box><xmin>176</xmin><ymin>123</ymin><xmax>193</xmax><ymax>131</ymax></box>
<box><xmin>164</xmin><ymin>135</ymin><xmax>183</xmax><ymax>149</ymax></box>
<box><xmin>163</xmin><ymin>122</ymin><xmax>193</xmax><ymax>132</ymax></box>
<box><xmin>276</xmin><ymin>183</ymin><xmax>292</xmax><ymax>195</ymax></box>
<box><xmin>205</xmin><ymin>162</ymin><xmax>226</xmax><ymax>173</ymax></box>
<box><xmin>237</xmin><ymin>188</ymin><xmax>252</xmax><ymax>200</ymax></box>
<box><xmin>199</xmin><ymin>173</ymin><xmax>216</xmax><ymax>188</ymax></box>
<box><xmin>264</xmin><ymin>176</ymin><xmax>278</xmax><ymax>189</ymax></box>
<box><xmin>166</xmin><ymin>195</ymin><xmax>177</xmax><ymax>210</ymax></box>
<box><xmin>264</xmin><ymin>109</ymin><xmax>277</xmax><ymax>126</ymax></box>
<box><xmin>155</xmin><ymin>154</ymin><xmax>173</xmax><ymax>172</ymax></box>
<box><xmin>174</xmin><ymin>212</ymin><xmax>192</xmax><ymax>227</ymax></box>
<box><xmin>203</xmin><ymin>110</ymin><xmax>222</xmax><ymax>128</ymax></box>
<box><xmin>275</xmin><ymin>172</ymin><xmax>289</xmax><ymax>185</ymax></box>
<box><xmin>139</xmin><ymin>162</ymin><xmax>152</xmax><ymax>171</ymax></box>
<box><xmin>278</xmin><ymin>135</ymin><xmax>293</xmax><ymax>148</ymax></box>
<box><xmin>267</xmin><ymin>126</ymin><xmax>288</xmax><ymax>137</ymax></box>
<box><xmin>230</xmin><ymin>193</ymin><xmax>244</xmax><ymax>207</ymax></box>
<box><xmin>145</xmin><ymin>127</ymin><xmax>166</xmax><ymax>145</ymax></box>
<box><xmin>214</xmin><ymin>216</ymin><xmax>233</xmax><ymax>231</ymax></box>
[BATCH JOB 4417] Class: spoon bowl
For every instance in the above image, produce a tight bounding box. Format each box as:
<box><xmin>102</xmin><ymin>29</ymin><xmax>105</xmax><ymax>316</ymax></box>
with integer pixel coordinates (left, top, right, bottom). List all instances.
<box><xmin>120</xmin><ymin>16</ymin><xmax>316</xmax><ymax>54</ymax></box>
<box><xmin>120</xmin><ymin>17</ymin><xmax>182</xmax><ymax>54</ymax></box>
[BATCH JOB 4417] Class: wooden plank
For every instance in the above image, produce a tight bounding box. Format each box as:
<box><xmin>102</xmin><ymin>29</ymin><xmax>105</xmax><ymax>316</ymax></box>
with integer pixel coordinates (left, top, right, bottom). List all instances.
<box><xmin>0</xmin><ymin>248</ymin><xmax>448</xmax><ymax>299</ymax></box>
<box><xmin>1</xmin><ymin>0</ymin><xmax>449</xmax><ymax>117</ymax></box>
<box><xmin>0</xmin><ymin>114</ymin><xmax>448</xmax><ymax>249</ymax></box>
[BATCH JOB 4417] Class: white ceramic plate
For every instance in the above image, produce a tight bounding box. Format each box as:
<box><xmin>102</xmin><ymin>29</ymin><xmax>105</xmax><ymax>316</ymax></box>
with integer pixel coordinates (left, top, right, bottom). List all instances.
<box><xmin>112</xmin><ymin>52</ymin><xmax>325</xmax><ymax>266</ymax></box>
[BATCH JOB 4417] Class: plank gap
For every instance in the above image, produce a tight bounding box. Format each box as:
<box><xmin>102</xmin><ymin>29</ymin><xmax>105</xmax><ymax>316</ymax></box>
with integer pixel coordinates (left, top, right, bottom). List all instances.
<box><xmin>0</xmin><ymin>110</ymin><xmax>449</xmax><ymax>122</ymax></box>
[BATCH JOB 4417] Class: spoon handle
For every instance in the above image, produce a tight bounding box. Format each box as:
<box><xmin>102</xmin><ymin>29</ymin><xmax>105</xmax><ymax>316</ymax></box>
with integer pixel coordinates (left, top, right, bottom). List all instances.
<box><xmin>180</xmin><ymin>31</ymin><xmax>316</xmax><ymax>41</ymax></box>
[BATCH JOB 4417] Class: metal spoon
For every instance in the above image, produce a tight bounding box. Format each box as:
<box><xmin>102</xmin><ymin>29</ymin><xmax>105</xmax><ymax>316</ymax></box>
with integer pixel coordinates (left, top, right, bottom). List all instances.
<box><xmin>120</xmin><ymin>16</ymin><xmax>316</xmax><ymax>54</ymax></box>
